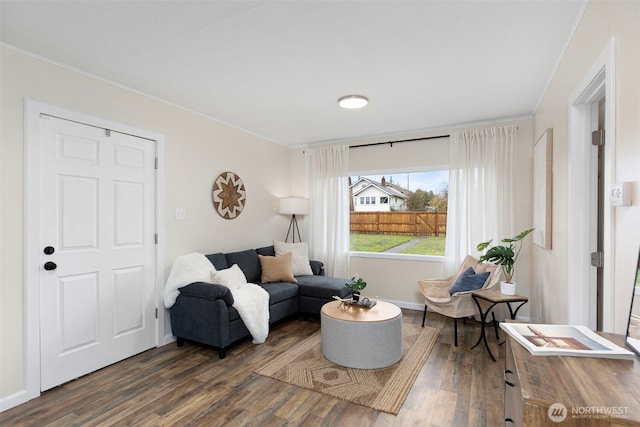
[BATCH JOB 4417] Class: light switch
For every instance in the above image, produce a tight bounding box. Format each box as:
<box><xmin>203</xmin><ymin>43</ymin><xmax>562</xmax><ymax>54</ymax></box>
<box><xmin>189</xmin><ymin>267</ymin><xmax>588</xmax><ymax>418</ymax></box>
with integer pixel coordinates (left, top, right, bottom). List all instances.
<box><xmin>175</xmin><ymin>208</ymin><xmax>187</xmax><ymax>220</ymax></box>
<box><xmin>610</xmin><ymin>182</ymin><xmax>631</xmax><ymax>206</ymax></box>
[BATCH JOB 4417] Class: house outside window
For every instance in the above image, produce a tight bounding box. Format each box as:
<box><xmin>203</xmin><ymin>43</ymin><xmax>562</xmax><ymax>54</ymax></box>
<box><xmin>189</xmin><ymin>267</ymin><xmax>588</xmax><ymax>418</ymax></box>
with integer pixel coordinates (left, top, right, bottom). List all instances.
<box><xmin>349</xmin><ymin>171</ymin><xmax>448</xmax><ymax>256</ymax></box>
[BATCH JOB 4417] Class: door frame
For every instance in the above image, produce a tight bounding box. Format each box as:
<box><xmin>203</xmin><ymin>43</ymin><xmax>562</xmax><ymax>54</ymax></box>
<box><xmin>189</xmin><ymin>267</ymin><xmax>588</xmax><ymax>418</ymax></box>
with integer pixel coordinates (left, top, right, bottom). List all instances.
<box><xmin>567</xmin><ymin>38</ymin><xmax>616</xmax><ymax>331</ymax></box>
<box><xmin>23</xmin><ymin>99</ymin><xmax>166</xmax><ymax>402</ymax></box>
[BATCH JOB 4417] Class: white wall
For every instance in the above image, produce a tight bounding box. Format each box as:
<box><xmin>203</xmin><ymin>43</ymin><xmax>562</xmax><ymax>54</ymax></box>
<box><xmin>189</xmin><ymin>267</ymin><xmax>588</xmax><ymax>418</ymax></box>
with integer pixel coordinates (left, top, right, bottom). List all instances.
<box><xmin>0</xmin><ymin>46</ymin><xmax>293</xmax><ymax>405</ymax></box>
<box><xmin>532</xmin><ymin>1</ymin><xmax>640</xmax><ymax>332</ymax></box>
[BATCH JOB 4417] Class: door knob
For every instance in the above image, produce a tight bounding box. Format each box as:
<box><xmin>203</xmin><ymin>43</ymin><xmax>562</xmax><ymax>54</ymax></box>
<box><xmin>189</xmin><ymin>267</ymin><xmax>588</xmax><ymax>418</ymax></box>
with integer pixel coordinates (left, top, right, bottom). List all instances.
<box><xmin>44</xmin><ymin>262</ymin><xmax>57</xmax><ymax>271</ymax></box>
<box><xmin>44</xmin><ymin>246</ymin><xmax>55</xmax><ymax>255</ymax></box>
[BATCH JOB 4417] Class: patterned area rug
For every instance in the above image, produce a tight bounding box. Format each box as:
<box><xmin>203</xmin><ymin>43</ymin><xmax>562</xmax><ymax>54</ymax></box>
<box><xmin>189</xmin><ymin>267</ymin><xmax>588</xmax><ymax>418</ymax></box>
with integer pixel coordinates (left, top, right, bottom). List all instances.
<box><xmin>254</xmin><ymin>322</ymin><xmax>440</xmax><ymax>414</ymax></box>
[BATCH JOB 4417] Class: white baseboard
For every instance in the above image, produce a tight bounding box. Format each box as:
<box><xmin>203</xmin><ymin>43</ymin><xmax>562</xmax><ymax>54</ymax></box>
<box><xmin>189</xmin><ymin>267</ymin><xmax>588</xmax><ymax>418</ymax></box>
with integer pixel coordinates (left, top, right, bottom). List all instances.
<box><xmin>162</xmin><ymin>334</ymin><xmax>176</xmax><ymax>346</ymax></box>
<box><xmin>382</xmin><ymin>299</ymin><xmax>424</xmax><ymax>312</ymax></box>
<box><xmin>380</xmin><ymin>298</ymin><xmax>531</xmax><ymax>324</ymax></box>
<box><xmin>0</xmin><ymin>389</ymin><xmax>38</xmax><ymax>413</ymax></box>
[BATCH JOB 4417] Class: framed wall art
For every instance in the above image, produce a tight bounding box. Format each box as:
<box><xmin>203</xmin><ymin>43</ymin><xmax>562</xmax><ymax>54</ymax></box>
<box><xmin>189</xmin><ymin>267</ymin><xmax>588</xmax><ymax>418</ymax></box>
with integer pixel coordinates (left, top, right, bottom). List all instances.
<box><xmin>533</xmin><ymin>129</ymin><xmax>552</xmax><ymax>249</ymax></box>
<box><xmin>212</xmin><ymin>171</ymin><xmax>246</xmax><ymax>219</ymax></box>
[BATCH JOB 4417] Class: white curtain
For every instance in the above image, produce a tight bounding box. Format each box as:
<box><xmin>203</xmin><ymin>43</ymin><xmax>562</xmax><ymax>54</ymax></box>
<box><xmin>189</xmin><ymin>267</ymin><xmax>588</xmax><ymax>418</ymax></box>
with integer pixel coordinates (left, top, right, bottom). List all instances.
<box><xmin>304</xmin><ymin>145</ymin><xmax>350</xmax><ymax>278</ymax></box>
<box><xmin>444</xmin><ymin>125</ymin><xmax>518</xmax><ymax>275</ymax></box>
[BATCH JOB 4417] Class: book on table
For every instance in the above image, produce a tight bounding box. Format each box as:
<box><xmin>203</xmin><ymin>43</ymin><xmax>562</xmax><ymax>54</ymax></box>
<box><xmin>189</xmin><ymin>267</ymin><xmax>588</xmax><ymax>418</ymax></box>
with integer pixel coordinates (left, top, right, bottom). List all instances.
<box><xmin>500</xmin><ymin>323</ymin><xmax>635</xmax><ymax>360</ymax></box>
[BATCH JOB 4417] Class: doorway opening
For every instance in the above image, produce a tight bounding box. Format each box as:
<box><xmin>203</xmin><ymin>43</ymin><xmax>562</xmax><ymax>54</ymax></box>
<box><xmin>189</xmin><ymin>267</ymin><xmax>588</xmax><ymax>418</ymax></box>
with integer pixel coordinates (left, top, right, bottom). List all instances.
<box><xmin>567</xmin><ymin>39</ymin><xmax>615</xmax><ymax>331</ymax></box>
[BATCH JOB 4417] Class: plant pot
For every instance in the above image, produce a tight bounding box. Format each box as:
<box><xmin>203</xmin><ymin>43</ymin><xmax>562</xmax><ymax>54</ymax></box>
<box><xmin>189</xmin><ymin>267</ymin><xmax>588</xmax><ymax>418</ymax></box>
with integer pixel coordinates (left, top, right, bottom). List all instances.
<box><xmin>352</xmin><ymin>291</ymin><xmax>360</xmax><ymax>302</ymax></box>
<box><xmin>500</xmin><ymin>281</ymin><xmax>516</xmax><ymax>295</ymax></box>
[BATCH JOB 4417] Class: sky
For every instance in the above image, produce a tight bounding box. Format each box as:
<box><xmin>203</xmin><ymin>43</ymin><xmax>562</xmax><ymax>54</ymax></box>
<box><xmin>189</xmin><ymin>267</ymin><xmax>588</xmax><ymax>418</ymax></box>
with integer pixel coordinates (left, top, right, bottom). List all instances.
<box><xmin>351</xmin><ymin>171</ymin><xmax>449</xmax><ymax>194</ymax></box>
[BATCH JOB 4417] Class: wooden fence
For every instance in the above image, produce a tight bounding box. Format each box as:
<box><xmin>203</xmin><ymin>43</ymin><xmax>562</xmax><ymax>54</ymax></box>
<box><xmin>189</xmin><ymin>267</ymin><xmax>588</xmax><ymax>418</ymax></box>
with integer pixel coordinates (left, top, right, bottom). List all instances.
<box><xmin>350</xmin><ymin>211</ymin><xmax>447</xmax><ymax>236</ymax></box>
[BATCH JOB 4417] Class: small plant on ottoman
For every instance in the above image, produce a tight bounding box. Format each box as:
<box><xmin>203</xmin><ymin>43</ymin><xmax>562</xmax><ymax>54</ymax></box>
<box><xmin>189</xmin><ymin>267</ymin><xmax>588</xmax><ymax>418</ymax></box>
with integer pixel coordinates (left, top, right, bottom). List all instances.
<box><xmin>345</xmin><ymin>275</ymin><xmax>367</xmax><ymax>302</ymax></box>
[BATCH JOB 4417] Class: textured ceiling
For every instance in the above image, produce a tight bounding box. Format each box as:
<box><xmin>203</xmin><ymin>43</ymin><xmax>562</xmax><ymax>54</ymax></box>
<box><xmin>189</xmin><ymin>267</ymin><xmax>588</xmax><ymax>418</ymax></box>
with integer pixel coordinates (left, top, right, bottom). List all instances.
<box><xmin>1</xmin><ymin>1</ymin><xmax>586</xmax><ymax>147</ymax></box>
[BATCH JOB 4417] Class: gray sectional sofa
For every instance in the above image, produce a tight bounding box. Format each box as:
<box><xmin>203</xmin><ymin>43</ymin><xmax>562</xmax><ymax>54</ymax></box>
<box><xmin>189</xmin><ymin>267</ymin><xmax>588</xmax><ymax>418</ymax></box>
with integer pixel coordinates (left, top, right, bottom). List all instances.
<box><xmin>169</xmin><ymin>245</ymin><xmax>351</xmax><ymax>358</ymax></box>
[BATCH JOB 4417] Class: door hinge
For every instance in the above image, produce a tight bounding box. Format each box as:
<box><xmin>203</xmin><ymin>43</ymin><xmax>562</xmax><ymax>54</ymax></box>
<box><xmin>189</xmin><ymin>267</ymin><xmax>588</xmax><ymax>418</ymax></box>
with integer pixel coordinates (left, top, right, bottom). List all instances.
<box><xmin>591</xmin><ymin>129</ymin><xmax>605</xmax><ymax>146</ymax></box>
<box><xmin>105</xmin><ymin>129</ymin><xmax>111</xmax><ymax>137</ymax></box>
<box><xmin>154</xmin><ymin>158</ymin><xmax>158</xmax><ymax>169</ymax></box>
<box><xmin>154</xmin><ymin>233</ymin><xmax>158</xmax><ymax>245</ymax></box>
<box><xmin>591</xmin><ymin>251</ymin><xmax>604</xmax><ymax>268</ymax></box>
<box><xmin>155</xmin><ymin>308</ymin><xmax>158</xmax><ymax>319</ymax></box>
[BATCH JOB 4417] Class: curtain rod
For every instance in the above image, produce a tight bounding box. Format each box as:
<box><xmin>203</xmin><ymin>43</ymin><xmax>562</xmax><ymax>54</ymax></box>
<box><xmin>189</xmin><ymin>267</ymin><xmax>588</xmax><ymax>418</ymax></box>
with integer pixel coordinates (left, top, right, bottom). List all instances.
<box><xmin>349</xmin><ymin>134</ymin><xmax>449</xmax><ymax>149</ymax></box>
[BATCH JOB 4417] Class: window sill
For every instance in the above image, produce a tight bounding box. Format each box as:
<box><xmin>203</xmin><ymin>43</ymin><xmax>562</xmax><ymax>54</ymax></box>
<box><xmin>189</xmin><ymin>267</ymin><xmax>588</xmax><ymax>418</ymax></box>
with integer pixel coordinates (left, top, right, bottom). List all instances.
<box><xmin>349</xmin><ymin>251</ymin><xmax>444</xmax><ymax>263</ymax></box>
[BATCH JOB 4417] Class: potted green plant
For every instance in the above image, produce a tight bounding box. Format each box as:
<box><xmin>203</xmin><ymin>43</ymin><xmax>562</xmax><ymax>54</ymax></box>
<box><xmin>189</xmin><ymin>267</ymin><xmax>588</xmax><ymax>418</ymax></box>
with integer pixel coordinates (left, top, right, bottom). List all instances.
<box><xmin>476</xmin><ymin>228</ymin><xmax>534</xmax><ymax>295</ymax></box>
<box><xmin>345</xmin><ymin>275</ymin><xmax>367</xmax><ymax>302</ymax></box>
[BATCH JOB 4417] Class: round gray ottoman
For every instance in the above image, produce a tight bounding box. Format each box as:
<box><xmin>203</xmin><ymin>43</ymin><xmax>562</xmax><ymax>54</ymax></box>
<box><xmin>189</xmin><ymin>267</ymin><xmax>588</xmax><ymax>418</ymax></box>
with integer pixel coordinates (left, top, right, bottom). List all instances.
<box><xmin>320</xmin><ymin>300</ymin><xmax>403</xmax><ymax>369</ymax></box>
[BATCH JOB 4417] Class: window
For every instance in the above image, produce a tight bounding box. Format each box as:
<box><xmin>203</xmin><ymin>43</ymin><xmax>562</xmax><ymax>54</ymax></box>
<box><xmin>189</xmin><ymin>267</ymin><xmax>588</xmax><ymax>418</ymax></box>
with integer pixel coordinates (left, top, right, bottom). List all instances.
<box><xmin>349</xmin><ymin>171</ymin><xmax>448</xmax><ymax>256</ymax></box>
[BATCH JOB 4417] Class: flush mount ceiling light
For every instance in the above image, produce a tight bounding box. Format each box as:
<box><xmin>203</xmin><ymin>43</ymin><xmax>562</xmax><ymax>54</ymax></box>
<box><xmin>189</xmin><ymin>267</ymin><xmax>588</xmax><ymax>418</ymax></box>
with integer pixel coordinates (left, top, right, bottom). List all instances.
<box><xmin>338</xmin><ymin>95</ymin><xmax>368</xmax><ymax>109</ymax></box>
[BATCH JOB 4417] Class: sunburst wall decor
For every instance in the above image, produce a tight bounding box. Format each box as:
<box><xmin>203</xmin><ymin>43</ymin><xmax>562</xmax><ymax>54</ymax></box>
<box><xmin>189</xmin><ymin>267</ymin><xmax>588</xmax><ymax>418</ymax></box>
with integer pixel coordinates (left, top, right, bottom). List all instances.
<box><xmin>212</xmin><ymin>171</ymin><xmax>246</xmax><ymax>219</ymax></box>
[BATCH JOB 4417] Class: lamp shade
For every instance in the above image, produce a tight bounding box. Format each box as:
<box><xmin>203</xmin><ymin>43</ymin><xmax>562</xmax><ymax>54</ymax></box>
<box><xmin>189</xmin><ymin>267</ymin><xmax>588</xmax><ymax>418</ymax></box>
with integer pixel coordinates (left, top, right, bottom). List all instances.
<box><xmin>279</xmin><ymin>197</ymin><xmax>309</xmax><ymax>215</ymax></box>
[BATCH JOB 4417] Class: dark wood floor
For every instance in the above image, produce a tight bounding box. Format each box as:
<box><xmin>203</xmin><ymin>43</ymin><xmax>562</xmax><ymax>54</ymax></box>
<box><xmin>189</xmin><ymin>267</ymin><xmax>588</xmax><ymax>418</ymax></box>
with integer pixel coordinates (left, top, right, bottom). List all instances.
<box><xmin>1</xmin><ymin>309</ymin><xmax>505</xmax><ymax>426</ymax></box>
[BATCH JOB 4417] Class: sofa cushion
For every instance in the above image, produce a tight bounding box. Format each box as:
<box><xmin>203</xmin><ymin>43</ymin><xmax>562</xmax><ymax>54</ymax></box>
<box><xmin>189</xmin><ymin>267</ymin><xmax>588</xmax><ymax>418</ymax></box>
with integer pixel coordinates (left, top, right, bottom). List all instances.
<box><xmin>227</xmin><ymin>306</ymin><xmax>241</xmax><ymax>322</ymax></box>
<box><xmin>258</xmin><ymin>253</ymin><xmax>297</xmax><ymax>284</ymax></box>
<box><xmin>225</xmin><ymin>249</ymin><xmax>261</xmax><ymax>283</ymax></box>
<box><xmin>259</xmin><ymin>282</ymin><xmax>299</xmax><ymax>304</ymax></box>
<box><xmin>309</xmin><ymin>260</ymin><xmax>323</xmax><ymax>276</ymax></box>
<box><xmin>206</xmin><ymin>253</ymin><xmax>229</xmax><ymax>270</ymax></box>
<box><xmin>210</xmin><ymin>264</ymin><xmax>247</xmax><ymax>290</ymax></box>
<box><xmin>274</xmin><ymin>241</ymin><xmax>313</xmax><ymax>276</ymax></box>
<box><xmin>256</xmin><ymin>245</ymin><xmax>276</xmax><ymax>257</ymax></box>
<box><xmin>295</xmin><ymin>275</ymin><xmax>351</xmax><ymax>299</ymax></box>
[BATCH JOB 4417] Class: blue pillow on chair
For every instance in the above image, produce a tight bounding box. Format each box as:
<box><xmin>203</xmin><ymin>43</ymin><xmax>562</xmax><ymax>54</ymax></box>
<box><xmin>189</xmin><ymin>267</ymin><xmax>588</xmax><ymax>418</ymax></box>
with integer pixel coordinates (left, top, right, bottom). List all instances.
<box><xmin>447</xmin><ymin>267</ymin><xmax>474</xmax><ymax>295</ymax></box>
<box><xmin>450</xmin><ymin>270</ymin><xmax>490</xmax><ymax>295</ymax></box>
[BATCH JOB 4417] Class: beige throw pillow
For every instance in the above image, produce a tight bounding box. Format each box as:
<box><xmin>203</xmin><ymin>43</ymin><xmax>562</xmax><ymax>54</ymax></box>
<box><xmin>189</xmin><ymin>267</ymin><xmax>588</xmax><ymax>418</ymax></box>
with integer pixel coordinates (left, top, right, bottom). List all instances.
<box><xmin>274</xmin><ymin>241</ymin><xmax>313</xmax><ymax>276</ymax></box>
<box><xmin>258</xmin><ymin>252</ymin><xmax>297</xmax><ymax>283</ymax></box>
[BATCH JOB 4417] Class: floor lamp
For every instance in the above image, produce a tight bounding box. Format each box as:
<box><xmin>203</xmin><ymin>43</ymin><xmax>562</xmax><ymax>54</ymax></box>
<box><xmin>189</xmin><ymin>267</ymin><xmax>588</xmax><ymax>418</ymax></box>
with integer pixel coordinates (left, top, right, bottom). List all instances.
<box><xmin>279</xmin><ymin>197</ymin><xmax>309</xmax><ymax>243</ymax></box>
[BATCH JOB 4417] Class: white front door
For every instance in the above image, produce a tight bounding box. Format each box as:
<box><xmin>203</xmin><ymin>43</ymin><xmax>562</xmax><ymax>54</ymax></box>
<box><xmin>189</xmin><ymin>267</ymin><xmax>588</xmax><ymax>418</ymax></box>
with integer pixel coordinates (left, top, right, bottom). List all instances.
<box><xmin>38</xmin><ymin>114</ymin><xmax>157</xmax><ymax>391</ymax></box>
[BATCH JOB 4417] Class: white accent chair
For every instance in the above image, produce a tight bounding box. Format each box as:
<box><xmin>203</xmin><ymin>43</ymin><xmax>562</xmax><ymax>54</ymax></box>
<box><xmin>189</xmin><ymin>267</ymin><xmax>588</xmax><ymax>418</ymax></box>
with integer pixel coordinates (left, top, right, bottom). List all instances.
<box><xmin>417</xmin><ymin>255</ymin><xmax>501</xmax><ymax>346</ymax></box>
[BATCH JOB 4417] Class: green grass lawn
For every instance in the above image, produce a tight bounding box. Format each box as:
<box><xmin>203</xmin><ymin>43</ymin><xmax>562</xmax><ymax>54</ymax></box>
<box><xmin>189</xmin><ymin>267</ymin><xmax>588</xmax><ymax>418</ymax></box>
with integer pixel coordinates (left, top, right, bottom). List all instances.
<box><xmin>350</xmin><ymin>233</ymin><xmax>445</xmax><ymax>256</ymax></box>
<box><xmin>349</xmin><ymin>233</ymin><xmax>413</xmax><ymax>252</ymax></box>
<box><xmin>400</xmin><ymin>236</ymin><xmax>445</xmax><ymax>256</ymax></box>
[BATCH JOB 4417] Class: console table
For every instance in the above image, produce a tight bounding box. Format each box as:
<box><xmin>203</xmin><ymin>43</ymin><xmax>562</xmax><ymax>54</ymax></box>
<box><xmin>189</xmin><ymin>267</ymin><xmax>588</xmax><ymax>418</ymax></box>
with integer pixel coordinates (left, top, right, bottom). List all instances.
<box><xmin>471</xmin><ymin>289</ymin><xmax>529</xmax><ymax>361</ymax></box>
<box><xmin>505</xmin><ymin>333</ymin><xmax>640</xmax><ymax>426</ymax></box>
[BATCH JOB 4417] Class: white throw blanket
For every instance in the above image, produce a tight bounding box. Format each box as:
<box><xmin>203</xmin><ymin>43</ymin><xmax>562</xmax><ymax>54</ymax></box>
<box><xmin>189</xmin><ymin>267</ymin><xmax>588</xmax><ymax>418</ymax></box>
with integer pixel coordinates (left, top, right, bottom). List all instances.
<box><xmin>230</xmin><ymin>283</ymin><xmax>270</xmax><ymax>344</ymax></box>
<box><xmin>164</xmin><ymin>253</ymin><xmax>270</xmax><ymax>344</ymax></box>
<box><xmin>163</xmin><ymin>252</ymin><xmax>215</xmax><ymax>308</ymax></box>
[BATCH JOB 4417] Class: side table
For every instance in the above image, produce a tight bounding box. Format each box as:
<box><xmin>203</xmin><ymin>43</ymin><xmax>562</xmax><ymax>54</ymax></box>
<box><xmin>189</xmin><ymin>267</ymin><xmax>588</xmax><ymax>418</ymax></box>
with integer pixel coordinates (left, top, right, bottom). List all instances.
<box><xmin>471</xmin><ymin>289</ymin><xmax>528</xmax><ymax>361</ymax></box>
